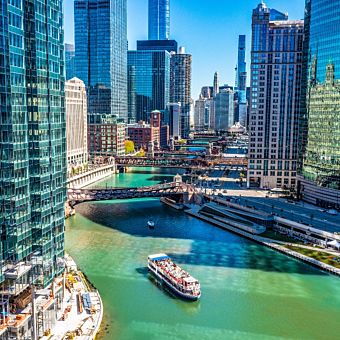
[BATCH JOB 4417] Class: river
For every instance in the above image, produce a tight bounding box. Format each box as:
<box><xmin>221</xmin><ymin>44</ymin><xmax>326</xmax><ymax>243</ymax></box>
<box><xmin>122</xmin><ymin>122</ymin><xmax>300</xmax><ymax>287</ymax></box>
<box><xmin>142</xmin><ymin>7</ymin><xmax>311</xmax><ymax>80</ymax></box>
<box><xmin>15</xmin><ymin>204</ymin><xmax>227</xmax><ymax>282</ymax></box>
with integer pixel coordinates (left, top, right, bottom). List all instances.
<box><xmin>65</xmin><ymin>168</ymin><xmax>340</xmax><ymax>340</ymax></box>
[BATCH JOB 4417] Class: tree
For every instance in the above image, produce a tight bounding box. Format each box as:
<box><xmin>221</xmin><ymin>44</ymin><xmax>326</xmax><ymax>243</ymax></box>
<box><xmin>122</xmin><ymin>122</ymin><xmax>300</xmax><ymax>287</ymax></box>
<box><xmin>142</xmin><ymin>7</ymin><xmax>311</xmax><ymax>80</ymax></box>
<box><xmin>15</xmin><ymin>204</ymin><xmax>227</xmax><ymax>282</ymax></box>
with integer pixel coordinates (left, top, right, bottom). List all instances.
<box><xmin>136</xmin><ymin>148</ymin><xmax>145</xmax><ymax>157</ymax></box>
<box><xmin>125</xmin><ymin>140</ymin><xmax>135</xmax><ymax>154</ymax></box>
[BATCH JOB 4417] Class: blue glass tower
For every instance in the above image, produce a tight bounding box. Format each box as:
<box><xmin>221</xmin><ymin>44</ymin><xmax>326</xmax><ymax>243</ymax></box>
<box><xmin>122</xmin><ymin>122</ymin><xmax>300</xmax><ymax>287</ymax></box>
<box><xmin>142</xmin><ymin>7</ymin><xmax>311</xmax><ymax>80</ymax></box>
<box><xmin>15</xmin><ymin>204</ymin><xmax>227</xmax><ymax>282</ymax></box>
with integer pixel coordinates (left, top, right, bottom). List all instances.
<box><xmin>149</xmin><ymin>0</ymin><xmax>170</xmax><ymax>40</ymax></box>
<box><xmin>74</xmin><ymin>0</ymin><xmax>128</xmax><ymax>120</ymax></box>
<box><xmin>236</xmin><ymin>35</ymin><xmax>247</xmax><ymax>103</ymax></box>
<box><xmin>0</xmin><ymin>0</ymin><xmax>66</xmax><ymax>287</ymax></box>
<box><xmin>128</xmin><ymin>51</ymin><xmax>170</xmax><ymax>123</ymax></box>
<box><xmin>299</xmin><ymin>0</ymin><xmax>340</xmax><ymax>207</ymax></box>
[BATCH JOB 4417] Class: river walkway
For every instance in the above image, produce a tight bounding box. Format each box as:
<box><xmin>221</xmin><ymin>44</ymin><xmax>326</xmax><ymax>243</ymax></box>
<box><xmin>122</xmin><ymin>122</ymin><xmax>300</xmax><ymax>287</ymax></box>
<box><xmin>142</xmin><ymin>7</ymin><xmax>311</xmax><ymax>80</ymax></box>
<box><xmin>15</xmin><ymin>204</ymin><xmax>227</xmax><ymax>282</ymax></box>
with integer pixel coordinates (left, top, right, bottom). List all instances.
<box><xmin>186</xmin><ymin>206</ymin><xmax>340</xmax><ymax>277</ymax></box>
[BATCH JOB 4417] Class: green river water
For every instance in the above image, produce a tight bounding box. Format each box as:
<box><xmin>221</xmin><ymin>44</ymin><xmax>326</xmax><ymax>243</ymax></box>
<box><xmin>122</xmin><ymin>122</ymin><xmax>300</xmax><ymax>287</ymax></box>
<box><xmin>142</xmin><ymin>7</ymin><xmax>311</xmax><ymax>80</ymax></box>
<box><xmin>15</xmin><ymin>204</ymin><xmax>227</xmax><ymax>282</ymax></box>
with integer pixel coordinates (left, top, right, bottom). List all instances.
<box><xmin>65</xmin><ymin>168</ymin><xmax>340</xmax><ymax>340</ymax></box>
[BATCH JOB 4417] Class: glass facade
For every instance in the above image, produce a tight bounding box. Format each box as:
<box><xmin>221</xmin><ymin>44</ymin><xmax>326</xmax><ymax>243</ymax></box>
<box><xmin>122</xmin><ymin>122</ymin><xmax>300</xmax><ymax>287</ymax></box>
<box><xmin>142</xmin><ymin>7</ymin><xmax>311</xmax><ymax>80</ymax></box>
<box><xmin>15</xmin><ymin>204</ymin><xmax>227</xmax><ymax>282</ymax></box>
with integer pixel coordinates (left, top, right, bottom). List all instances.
<box><xmin>127</xmin><ymin>50</ymin><xmax>170</xmax><ymax>123</ymax></box>
<box><xmin>137</xmin><ymin>39</ymin><xmax>177</xmax><ymax>53</ymax></box>
<box><xmin>65</xmin><ymin>43</ymin><xmax>75</xmax><ymax>80</ymax></box>
<box><xmin>74</xmin><ymin>0</ymin><xmax>127</xmax><ymax>120</ymax></box>
<box><xmin>0</xmin><ymin>0</ymin><xmax>66</xmax><ymax>286</ymax></box>
<box><xmin>300</xmin><ymin>0</ymin><xmax>340</xmax><ymax>203</ymax></box>
<box><xmin>148</xmin><ymin>0</ymin><xmax>170</xmax><ymax>40</ymax></box>
<box><xmin>170</xmin><ymin>52</ymin><xmax>192</xmax><ymax>138</ymax></box>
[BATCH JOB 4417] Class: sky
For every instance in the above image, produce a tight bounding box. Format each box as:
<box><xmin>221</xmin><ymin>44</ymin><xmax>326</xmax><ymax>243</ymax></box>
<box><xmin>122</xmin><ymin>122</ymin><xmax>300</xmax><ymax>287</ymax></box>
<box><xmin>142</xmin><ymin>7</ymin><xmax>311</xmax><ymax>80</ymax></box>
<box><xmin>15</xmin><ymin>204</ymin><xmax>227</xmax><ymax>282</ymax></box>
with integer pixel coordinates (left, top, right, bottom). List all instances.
<box><xmin>64</xmin><ymin>0</ymin><xmax>305</xmax><ymax>99</ymax></box>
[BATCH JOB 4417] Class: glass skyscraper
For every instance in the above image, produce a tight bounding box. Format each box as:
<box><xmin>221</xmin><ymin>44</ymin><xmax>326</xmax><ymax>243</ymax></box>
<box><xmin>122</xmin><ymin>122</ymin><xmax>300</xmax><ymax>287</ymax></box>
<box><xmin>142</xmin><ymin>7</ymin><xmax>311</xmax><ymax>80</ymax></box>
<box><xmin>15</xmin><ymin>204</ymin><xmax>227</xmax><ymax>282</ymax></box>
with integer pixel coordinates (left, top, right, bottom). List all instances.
<box><xmin>170</xmin><ymin>48</ymin><xmax>192</xmax><ymax>138</ymax></box>
<box><xmin>0</xmin><ymin>0</ymin><xmax>66</xmax><ymax>288</ymax></box>
<box><xmin>148</xmin><ymin>0</ymin><xmax>170</xmax><ymax>40</ymax></box>
<box><xmin>127</xmin><ymin>50</ymin><xmax>170</xmax><ymax>123</ymax></box>
<box><xmin>74</xmin><ymin>0</ymin><xmax>127</xmax><ymax>120</ymax></box>
<box><xmin>299</xmin><ymin>0</ymin><xmax>340</xmax><ymax>208</ymax></box>
<box><xmin>236</xmin><ymin>35</ymin><xmax>247</xmax><ymax>126</ymax></box>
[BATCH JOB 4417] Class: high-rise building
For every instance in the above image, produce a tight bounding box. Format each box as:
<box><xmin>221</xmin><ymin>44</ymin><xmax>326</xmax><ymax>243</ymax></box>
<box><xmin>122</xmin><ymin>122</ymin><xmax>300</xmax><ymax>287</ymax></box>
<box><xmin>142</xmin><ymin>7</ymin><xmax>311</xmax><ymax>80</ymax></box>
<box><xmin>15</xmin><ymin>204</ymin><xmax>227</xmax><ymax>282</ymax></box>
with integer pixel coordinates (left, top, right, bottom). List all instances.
<box><xmin>149</xmin><ymin>0</ymin><xmax>170</xmax><ymax>40</ymax></box>
<box><xmin>247</xmin><ymin>2</ymin><xmax>303</xmax><ymax>190</ymax></box>
<box><xmin>74</xmin><ymin>0</ymin><xmax>127</xmax><ymax>121</ymax></box>
<box><xmin>88</xmin><ymin>115</ymin><xmax>126</xmax><ymax>156</ymax></box>
<box><xmin>299</xmin><ymin>0</ymin><xmax>340</xmax><ymax>208</ymax></box>
<box><xmin>0</xmin><ymin>0</ymin><xmax>66</xmax><ymax>293</ymax></box>
<box><xmin>236</xmin><ymin>35</ymin><xmax>247</xmax><ymax>126</ymax></box>
<box><xmin>194</xmin><ymin>96</ymin><xmax>213</xmax><ymax>131</ymax></box>
<box><xmin>168</xmin><ymin>103</ymin><xmax>181</xmax><ymax>139</ymax></box>
<box><xmin>65</xmin><ymin>43</ymin><xmax>76</xmax><ymax>80</ymax></box>
<box><xmin>66</xmin><ymin>78</ymin><xmax>88</xmax><ymax>168</ymax></box>
<box><xmin>213</xmin><ymin>72</ymin><xmax>220</xmax><ymax>97</ymax></box>
<box><xmin>137</xmin><ymin>39</ymin><xmax>178</xmax><ymax>53</ymax></box>
<box><xmin>170</xmin><ymin>47</ymin><xmax>192</xmax><ymax>138</ymax></box>
<box><xmin>127</xmin><ymin>50</ymin><xmax>170</xmax><ymax>123</ymax></box>
<box><xmin>214</xmin><ymin>89</ymin><xmax>235</xmax><ymax>131</ymax></box>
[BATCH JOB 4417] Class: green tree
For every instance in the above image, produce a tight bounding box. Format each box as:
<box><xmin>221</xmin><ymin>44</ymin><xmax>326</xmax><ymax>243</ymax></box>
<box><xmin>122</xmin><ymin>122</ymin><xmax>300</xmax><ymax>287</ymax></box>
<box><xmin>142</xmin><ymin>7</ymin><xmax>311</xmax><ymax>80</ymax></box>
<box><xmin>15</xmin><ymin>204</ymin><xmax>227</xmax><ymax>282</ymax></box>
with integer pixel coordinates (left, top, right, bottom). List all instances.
<box><xmin>125</xmin><ymin>140</ymin><xmax>135</xmax><ymax>154</ymax></box>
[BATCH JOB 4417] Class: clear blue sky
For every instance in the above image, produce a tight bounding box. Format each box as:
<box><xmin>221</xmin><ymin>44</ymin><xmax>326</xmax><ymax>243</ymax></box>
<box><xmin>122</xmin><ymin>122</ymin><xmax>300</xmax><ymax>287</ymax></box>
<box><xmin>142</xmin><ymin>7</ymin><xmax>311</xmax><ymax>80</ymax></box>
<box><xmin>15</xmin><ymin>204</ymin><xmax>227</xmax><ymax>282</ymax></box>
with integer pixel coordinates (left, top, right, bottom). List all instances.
<box><xmin>64</xmin><ymin>0</ymin><xmax>305</xmax><ymax>98</ymax></box>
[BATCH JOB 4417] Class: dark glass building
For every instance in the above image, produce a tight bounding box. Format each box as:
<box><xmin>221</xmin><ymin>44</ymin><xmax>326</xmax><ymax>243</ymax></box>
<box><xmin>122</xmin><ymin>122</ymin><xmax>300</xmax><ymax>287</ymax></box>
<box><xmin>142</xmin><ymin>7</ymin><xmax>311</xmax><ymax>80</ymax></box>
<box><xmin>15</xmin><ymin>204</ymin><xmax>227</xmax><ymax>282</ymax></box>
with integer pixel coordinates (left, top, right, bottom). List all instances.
<box><xmin>148</xmin><ymin>0</ymin><xmax>170</xmax><ymax>40</ymax></box>
<box><xmin>170</xmin><ymin>48</ymin><xmax>192</xmax><ymax>138</ymax></box>
<box><xmin>299</xmin><ymin>0</ymin><xmax>340</xmax><ymax>208</ymax></box>
<box><xmin>74</xmin><ymin>0</ymin><xmax>127</xmax><ymax>121</ymax></box>
<box><xmin>236</xmin><ymin>35</ymin><xmax>247</xmax><ymax>126</ymax></box>
<box><xmin>137</xmin><ymin>39</ymin><xmax>178</xmax><ymax>53</ymax></box>
<box><xmin>127</xmin><ymin>50</ymin><xmax>170</xmax><ymax>123</ymax></box>
<box><xmin>0</xmin><ymin>0</ymin><xmax>66</xmax><ymax>288</ymax></box>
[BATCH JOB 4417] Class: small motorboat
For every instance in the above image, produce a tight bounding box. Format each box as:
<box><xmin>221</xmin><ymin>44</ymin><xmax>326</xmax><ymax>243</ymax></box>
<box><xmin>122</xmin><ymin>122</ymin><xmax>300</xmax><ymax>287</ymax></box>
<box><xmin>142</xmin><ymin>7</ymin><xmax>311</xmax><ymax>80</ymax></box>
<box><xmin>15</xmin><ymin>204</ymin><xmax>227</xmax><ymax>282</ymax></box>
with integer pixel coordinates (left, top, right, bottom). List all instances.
<box><xmin>147</xmin><ymin>220</ymin><xmax>155</xmax><ymax>229</ymax></box>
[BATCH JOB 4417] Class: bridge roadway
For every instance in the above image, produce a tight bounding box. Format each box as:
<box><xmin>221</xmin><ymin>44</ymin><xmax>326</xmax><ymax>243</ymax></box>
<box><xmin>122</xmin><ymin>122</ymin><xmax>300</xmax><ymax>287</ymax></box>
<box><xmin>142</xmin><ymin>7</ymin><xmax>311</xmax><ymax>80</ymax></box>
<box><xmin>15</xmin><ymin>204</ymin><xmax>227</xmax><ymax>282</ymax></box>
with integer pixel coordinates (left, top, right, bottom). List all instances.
<box><xmin>68</xmin><ymin>182</ymin><xmax>194</xmax><ymax>206</ymax></box>
<box><xmin>115</xmin><ymin>156</ymin><xmax>247</xmax><ymax>168</ymax></box>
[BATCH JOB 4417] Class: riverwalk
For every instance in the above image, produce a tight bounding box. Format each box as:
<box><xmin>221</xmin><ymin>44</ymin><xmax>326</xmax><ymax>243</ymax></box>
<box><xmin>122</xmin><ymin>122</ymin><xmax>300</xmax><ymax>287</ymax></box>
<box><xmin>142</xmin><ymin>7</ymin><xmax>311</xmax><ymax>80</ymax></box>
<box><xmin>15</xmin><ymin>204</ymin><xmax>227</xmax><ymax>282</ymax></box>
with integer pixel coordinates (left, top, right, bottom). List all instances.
<box><xmin>186</xmin><ymin>206</ymin><xmax>340</xmax><ymax>277</ymax></box>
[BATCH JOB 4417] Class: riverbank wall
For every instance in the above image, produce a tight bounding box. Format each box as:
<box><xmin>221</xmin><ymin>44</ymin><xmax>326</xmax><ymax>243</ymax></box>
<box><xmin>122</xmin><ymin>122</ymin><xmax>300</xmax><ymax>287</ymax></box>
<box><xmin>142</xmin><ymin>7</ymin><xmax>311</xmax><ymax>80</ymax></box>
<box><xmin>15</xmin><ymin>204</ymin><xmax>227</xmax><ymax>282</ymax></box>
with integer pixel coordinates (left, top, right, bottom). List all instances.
<box><xmin>186</xmin><ymin>208</ymin><xmax>340</xmax><ymax>277</ymax></box>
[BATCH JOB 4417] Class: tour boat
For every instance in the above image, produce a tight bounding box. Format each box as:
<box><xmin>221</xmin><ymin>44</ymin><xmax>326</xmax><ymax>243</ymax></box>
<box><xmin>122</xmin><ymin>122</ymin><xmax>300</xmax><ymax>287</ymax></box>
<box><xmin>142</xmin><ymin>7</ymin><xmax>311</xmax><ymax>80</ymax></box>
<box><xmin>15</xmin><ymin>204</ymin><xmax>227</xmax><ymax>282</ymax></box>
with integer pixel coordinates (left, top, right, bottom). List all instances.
<box><xmin>147</xmin><ymin>220</ymin><xmax>155</xmax><ymax>229</ymax></box>
<box><xmin>147</xmin><ymin>254</ymin><xmax>201</xmax><ymax>300</ymax></box>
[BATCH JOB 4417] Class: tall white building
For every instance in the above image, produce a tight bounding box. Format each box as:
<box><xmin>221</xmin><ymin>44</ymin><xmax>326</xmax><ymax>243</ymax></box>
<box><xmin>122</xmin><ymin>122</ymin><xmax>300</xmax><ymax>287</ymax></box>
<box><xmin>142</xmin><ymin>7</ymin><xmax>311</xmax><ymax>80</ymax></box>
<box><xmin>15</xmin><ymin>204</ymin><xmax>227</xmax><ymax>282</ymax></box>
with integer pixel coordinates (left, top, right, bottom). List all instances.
<box><xmin>66</xmin><ymin>78</ymin><xmax>88</xmax><ymax>168</ymax></box>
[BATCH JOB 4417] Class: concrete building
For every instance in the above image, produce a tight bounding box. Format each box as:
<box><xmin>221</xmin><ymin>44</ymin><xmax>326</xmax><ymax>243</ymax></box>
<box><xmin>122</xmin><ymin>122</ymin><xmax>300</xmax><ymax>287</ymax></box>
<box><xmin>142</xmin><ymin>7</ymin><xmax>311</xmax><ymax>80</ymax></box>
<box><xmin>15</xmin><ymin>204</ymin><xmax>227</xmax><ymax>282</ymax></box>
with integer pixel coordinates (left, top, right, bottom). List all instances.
<box><xmin>66</xmin><ymin>78</ymin><xmax>88</xmax><ymax>168</ymax></box>
<box><xmin>194</xmin><ymin>96</ymin><xmax>212</xmax><ymax>131</ymax></box>
<box><xmin>88</xmin><ymin>115</ymin><xmax>126</xmax><ymax>156</ymax></box>
<box><xmin>127</xmin><ymin>111</ymin><xmax>162</xmax><ymax>150</ymax></box>
<box><xmin>298</xmin><ymin>0</ymin><xmax>340</xmax><ymax>209</ymax></box>
<box><xmin>247</xmin><ymin>2</ymin><xmax>304</xmax><ymax>190</ymax></box>
<box><xmin>214</xmin><ymin>89</ymin><xmax>235</xmax><ymax>131</ymax></box>
<box><xmin>170</xmin><ymin>47</ymin><xmax>192</xmax><ymax>138</ymax></box>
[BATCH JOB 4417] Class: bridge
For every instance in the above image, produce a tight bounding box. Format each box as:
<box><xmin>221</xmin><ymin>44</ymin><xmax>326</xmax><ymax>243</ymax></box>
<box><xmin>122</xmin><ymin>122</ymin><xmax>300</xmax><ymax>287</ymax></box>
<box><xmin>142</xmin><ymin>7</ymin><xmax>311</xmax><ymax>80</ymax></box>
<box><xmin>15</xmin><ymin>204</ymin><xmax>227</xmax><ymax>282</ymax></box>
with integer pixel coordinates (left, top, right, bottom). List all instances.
<box><xmin>114</xmin><ymin>156</ymin><xmax>247</xmax><ymax>169</ymax></box>
<box><xmin>68</xmin><ymin>182</ymin><xmax>195</xmax><ymax>206</ymax></box>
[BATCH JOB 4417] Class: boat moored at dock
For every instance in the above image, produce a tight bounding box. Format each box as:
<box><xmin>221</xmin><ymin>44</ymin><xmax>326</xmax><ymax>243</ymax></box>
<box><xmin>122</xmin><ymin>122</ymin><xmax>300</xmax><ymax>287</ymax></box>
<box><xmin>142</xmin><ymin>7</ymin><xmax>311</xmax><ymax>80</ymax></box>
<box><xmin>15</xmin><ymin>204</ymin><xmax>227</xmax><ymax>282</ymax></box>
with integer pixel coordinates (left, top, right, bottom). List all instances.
<box><xmin>148</xmin><ymin>254</ymin><xmax>201</xmax><ymax>300</ymax></box>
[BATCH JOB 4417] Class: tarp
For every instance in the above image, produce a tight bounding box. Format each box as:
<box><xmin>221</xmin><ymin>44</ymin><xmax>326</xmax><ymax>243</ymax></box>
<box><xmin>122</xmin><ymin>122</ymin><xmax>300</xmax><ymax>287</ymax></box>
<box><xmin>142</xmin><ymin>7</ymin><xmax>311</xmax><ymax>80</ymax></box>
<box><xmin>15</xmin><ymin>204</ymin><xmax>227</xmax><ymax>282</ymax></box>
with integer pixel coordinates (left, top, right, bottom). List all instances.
<box><xmin>327</xmin><ymin>240</ymin><xmax>340</xmax><ymax>248</ymax></box>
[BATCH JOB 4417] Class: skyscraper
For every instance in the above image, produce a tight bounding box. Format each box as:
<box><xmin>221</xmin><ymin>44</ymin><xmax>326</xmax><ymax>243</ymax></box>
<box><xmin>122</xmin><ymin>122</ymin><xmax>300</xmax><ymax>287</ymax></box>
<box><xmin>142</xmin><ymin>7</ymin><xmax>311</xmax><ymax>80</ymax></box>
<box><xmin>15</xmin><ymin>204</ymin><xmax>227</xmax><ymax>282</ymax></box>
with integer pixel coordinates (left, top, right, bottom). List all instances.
<box><xmin>299</xmin><ymin>0</ymin><xmax>340</xmax><ymax>208</ymax></box>
<box><xmin>213</xmin><ymin>72</ymin><xmax>220</xmax><ymax>97</ymax></box>
<box><xmin>65</xmin><ymin>43</ymin><xmax>76</xmax><ymax>80</ymax></box>
<box><xmin>66</xmin><ymin>78</ymin><xmax>88</xmax><ymax>168</ymax></box>
<box><xmin>214</xmin><ymin>89</ymin><xmax>235</xmax><ymax>131</ymax></box>
<box><xmin>127</xmin><ymin>50</ymin><xmax>171</xmax><ymax>123</ymax></box>
<box><xmin>0</xmin><ymin>0</ymin><xmax>66</xmax><ymax>289</ymax></box>
<box><xmin>170</xmin><ymin>47</ymin><xmax>192</xmax><ymax>138</ymax></box>
<box><xmin>236</xmin><ymin>35</ymin><xmax>247</xmax><ymax>126</ymax></box>
<box><xmin>74</xmin><ymin>0</ymin><xmax>127</xmax><ymax>120</ymax></box>
<box><xmin>247</xmin><ymin>2</ymin><xmax>303</xmax><ymax>190</ymax></box>
<box><xmin>149</xmin><ymin>0</ymin><xmax>170</xmax><ymax>40</ymax></box>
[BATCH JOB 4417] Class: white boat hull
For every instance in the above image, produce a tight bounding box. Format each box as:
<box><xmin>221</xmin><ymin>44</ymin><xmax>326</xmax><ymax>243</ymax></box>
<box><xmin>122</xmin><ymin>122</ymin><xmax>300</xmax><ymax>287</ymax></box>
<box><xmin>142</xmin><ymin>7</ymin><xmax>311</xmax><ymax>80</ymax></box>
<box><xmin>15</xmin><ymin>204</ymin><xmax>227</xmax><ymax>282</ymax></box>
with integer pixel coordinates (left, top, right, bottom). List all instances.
<box><xmin>148</xmin><ymin>264</ymin><xmax>201</xmax><ymax>301</ymax></box>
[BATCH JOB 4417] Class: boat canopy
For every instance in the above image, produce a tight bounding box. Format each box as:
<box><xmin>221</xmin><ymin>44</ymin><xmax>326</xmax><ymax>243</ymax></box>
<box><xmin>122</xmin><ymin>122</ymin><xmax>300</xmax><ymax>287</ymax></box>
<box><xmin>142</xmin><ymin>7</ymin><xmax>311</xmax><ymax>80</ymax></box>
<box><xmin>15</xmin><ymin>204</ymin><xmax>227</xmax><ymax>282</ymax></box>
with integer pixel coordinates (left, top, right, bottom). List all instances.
<box><xmin>148</xmin><ymin>254</ymin><xmax>169</xmax><ymax>261</ymax></box>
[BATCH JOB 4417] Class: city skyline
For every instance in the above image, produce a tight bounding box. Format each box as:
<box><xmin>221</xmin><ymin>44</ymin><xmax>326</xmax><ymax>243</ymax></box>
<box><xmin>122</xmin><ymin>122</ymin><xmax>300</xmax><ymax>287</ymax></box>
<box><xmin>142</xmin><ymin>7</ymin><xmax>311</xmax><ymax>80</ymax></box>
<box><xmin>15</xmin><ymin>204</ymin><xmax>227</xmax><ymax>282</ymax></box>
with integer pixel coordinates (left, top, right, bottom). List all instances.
<box><xmin>64</xmin><ymin>0</ymin><xmax>305</xmax><ymax>96</ymax></box>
